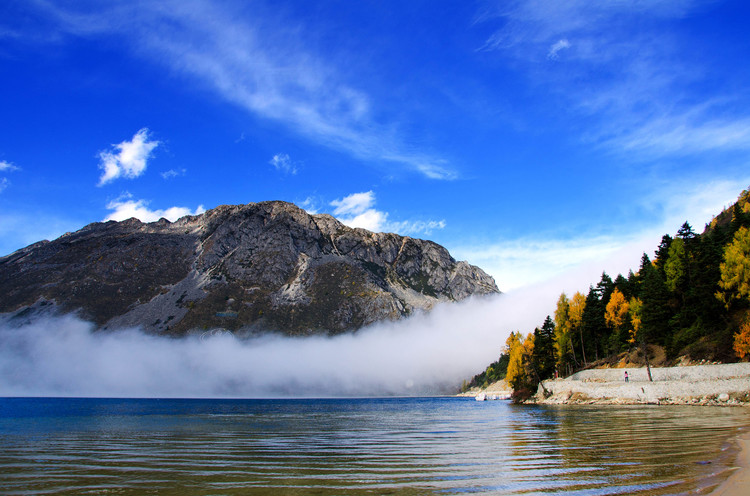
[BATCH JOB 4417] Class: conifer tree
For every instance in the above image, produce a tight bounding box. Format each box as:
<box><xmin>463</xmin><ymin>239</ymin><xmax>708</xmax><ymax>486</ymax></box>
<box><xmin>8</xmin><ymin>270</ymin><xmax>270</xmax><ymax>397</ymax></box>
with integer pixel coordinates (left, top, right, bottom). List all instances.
<box><xmin>533</xmin><ymin>316</ymin><xmax>556</xmax><ymax>380</ymax></box>
<box><xmin>717</xmin><ymin>226</ymin><xmax>750</xmax><ymax>308</ymax></box>
<box><xmin>639</xmin><ymin>253</ymin><xmax>673</xmax><ymax>346</ymax></box>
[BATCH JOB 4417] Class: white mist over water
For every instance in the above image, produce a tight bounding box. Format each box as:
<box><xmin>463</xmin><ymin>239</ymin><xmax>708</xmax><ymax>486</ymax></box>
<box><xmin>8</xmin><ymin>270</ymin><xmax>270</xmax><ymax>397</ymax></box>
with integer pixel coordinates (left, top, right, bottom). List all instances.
<box><xmin>0</xmin><ymin>282</ymin><xmax>568</xmax><ymax>398</ymax></box>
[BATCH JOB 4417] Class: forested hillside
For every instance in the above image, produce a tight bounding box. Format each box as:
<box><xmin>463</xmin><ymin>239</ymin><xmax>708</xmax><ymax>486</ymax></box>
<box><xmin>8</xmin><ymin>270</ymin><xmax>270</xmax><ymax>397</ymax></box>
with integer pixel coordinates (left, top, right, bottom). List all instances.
<box><xmin>467</xmin><ymin>188</ymin><xmax>750</xmax><ymax>398</ymax></box>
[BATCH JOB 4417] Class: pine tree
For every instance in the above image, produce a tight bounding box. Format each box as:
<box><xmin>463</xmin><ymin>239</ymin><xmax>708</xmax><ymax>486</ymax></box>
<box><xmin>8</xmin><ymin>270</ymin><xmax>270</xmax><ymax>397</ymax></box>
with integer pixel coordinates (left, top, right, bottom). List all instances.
<box><xmin>639</xmin><ymin>253</ymin><xmax>673</xmax><ymax>347</ymax></box>
<box><xmin>533</xmin><ymin>316</ymin><xmax>556</xmax><ymax>380</ymax></box>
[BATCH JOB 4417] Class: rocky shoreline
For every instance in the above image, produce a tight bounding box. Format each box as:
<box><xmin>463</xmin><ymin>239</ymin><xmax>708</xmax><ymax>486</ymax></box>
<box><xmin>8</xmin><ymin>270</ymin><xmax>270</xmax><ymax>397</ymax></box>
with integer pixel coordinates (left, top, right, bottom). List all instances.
<box><xmin>529</xmin><ymin>363</ymin><xmax>750</xmax><ymax>406</ymax></box>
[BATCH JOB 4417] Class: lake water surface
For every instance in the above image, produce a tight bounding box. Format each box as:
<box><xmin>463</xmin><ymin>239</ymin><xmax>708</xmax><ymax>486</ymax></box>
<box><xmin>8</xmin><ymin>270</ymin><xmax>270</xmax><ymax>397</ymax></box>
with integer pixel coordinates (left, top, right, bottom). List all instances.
<box><xmin>1</xmin><ymin>397</ymin><xmax>748</xmax><ymax>495</ymax></box>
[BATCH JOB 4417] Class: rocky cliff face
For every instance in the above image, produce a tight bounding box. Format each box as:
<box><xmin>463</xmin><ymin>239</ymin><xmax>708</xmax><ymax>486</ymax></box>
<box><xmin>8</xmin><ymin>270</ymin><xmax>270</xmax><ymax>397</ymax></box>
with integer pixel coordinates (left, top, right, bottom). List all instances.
<box><xmin>1</xmin><ymin>201</ymin><xmax>498</xmax><ymax>336</ymax></box>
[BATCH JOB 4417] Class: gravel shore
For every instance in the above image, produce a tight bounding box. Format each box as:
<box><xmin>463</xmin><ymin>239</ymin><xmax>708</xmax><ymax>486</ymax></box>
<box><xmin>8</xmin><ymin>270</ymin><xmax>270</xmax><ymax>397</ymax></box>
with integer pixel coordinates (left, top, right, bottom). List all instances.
<box><xmin>533</xmin><ymin>363</ymin><xmax>750</xmax><ymax>406</ymax></box>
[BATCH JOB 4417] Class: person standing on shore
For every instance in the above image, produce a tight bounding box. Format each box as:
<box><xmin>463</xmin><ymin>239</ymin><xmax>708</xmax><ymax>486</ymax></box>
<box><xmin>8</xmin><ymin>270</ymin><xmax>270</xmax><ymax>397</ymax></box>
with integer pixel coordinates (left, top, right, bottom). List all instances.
<box><xmin>625</xmin><ymin>371</ymin><xmax>629</xmax><ymax>382</ymax></box>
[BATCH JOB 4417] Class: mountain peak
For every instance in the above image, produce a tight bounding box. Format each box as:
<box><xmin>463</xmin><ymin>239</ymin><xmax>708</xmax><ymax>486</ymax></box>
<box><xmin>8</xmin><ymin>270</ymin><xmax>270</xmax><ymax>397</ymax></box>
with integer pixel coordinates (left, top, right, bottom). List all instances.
<box><xmin>1</xmin><ymin>201</ymin><xmax>498</xmax><ymax>336</ymax></box>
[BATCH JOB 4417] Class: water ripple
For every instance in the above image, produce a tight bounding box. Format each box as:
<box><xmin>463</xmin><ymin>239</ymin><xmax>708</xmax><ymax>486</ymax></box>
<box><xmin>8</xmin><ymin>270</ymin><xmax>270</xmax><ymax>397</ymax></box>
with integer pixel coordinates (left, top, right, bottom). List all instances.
<box><xmin>1</xmin><ymin>398</ymin><xmax>747</xmax><ymax>495</ymax></box>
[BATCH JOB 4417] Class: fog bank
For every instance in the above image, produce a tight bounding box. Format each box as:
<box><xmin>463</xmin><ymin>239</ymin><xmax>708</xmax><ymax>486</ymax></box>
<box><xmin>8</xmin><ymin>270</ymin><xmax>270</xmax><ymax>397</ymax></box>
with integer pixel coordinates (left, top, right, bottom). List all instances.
<box><xmin>0</xmin><ymin>282</ymin><xmax>565</xmax><ymax>398</ymax></box>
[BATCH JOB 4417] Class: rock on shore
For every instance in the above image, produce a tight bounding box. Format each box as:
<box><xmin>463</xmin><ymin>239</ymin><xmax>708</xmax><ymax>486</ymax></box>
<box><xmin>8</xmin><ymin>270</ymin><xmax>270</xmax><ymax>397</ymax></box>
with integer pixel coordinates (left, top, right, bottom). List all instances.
<box><xmin>533</xmin><ymin>363</ymin><xmax>750</xmax><ymax>406</ymax></box>
<box><xmin>458</xmin><ymin>379</ymin><xmax>512</xmax><ymax>400</ymax></box>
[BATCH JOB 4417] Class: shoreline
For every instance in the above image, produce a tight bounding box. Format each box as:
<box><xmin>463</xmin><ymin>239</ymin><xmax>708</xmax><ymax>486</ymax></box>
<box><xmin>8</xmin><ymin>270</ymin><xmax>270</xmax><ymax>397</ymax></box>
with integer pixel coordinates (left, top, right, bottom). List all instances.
<box><xmin>709</xmin><ymin>431</ymin><xmax>750</xmax><ymax>495</ymax></box>
<box><xmin>531</xmin><ymin>363</ymin><xmax>750</xmax><ymax>406</ymax></box>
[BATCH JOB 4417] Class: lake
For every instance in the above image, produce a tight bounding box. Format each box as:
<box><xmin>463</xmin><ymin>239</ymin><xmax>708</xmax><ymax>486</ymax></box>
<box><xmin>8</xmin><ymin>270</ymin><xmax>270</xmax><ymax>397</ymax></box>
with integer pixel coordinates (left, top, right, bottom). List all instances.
<box><xmin>0</xmin><ymin>397</ymin><xmax>747</xmax><ymax>495</ymax></box>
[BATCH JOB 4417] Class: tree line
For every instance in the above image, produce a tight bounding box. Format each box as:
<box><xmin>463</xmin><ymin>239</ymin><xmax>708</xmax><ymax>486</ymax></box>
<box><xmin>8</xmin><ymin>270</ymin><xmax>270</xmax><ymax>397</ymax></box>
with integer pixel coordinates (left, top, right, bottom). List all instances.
<box><xmin>466</xmin><ymin>188</ymin><xmax>750</xmax><ymax>398</ymax></box>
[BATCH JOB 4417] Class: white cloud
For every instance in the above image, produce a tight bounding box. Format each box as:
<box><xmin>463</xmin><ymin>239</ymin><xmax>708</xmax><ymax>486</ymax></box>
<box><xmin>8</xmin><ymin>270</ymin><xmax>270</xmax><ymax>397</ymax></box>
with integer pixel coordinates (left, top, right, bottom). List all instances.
<box><xmin>547</xmin><ymin>39</ymin><xmax>570</xmax><ymax>59</ymax></box>
<box><xmin>299</xmin><ymin>197</ymin><xmax>319</xmax><ymax>215</ymax></box>
<box><xmin>0</xmin><ymin>160</ymin><xmax>19</xmax><ymax>194</ymax></box>
<box><xmin>98</xmin><ymin>128</ymin><xmax>159</xmax><ymax>185</ymax></box>
<box><xmin>35</xmin><ymin>2</ymin><xmax>453</xmax><ymax>180</ymax></box>
<box><xmin>389</xmin><ymin>219</ymin><xmax>447</xmax><ymax>234</ymax></box>
<box><xmin>269</xmin><ymin>153</ymin><xmax>297</xmax><ymax>175</ymax></box>
<box><xmin>603</xmin><ymin>111</ymin><xmax>750</xmax><ymax>157</ymax></box>
<box><xmin>161</xmin><ymin>168</ymin><xmax>186</xmax><ymax>180</ymax></box>
<box><xmin>105</xmin><ymin>195</ymin><xmax>205</xmax><ymax>223</ymax></box>
<box><xmin>479</xmin><ymin>0</ymin><xmax>750</xmax><ymax>158</ymax></box>
<box><xmin>452</xmin><ymin>177</ymin><xmax>750</xmax><ymax>292</ymax></box>
<box><xmin>331</xmin><ymin>191</ymin><xmax>375</xmax><ymax>217</ymax></box>
<box><xmin>329</xmin><ymin>191</ymin><xmax>445</xmax><ymax>236</ymax></box>
<box><xmin>0</xmin><ymin>160</ymin><xmax>19</xmax><ymax>172</ymax></box>
<box><xmin>330</xmin><ymin>191</ymin><xmax>384</xmax><ymax>231</ymax></box>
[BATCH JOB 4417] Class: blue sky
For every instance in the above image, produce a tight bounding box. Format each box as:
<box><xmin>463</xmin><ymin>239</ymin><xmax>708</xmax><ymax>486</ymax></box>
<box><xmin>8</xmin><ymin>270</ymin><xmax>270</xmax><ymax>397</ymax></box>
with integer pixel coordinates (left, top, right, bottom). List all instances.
<box><xmin>1</xmin><ymin>0</ymin><xmax>750</xmax><ymax>291</ymax></box>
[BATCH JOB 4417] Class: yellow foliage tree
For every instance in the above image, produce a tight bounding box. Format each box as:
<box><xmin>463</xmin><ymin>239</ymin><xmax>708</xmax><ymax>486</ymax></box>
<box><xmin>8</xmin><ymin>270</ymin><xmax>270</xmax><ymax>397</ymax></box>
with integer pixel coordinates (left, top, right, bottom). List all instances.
<box><xmin>717</xmin><ymin>226</ymin><xmax>750</xmax><ymax>307</ymax></box>
<box><xmin>505</xmin><ymin>332</ymin><xmax>525</xmax><ymax>390</ymax></box>
<box><xmin>506</xmin><ymin>331</ymin><xmax>537</xmax><ymax>391</ymax></box>
<box><xmin>522</xmin><ymin>331</ymin><xmax>536</xmax><ymax>385</ymax></box>
<box><xmin>734</xmin><ymin>319</ymin><xmax>750</xmax><ymax>359</ymax></box>
<box><xmin>628</xmin><ymin>297</ymin><xmax>642</xmax><ymax>345</ymax></box>
<box><xmin>605</xmin><ymin>288</ymin><xmax>629</xmax><ymax>331</ymax></box>
<box><xmin>569</xmin><ymin>291</ymin><xmax>587</xmax><ymax>364</ymax></box>
<box><xmin>553</xmin><ymin>293</ymin><xmax>571</xmax><ymax>371</ymax></box>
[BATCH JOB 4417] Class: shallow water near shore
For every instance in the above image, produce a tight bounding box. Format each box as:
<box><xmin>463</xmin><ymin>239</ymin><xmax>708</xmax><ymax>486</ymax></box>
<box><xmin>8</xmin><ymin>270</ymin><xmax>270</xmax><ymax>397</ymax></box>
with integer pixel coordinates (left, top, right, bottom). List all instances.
<box><xmin>1</xmin><ymin>397</ymin><xmax>748</xmax><ymax>495</ymax></box>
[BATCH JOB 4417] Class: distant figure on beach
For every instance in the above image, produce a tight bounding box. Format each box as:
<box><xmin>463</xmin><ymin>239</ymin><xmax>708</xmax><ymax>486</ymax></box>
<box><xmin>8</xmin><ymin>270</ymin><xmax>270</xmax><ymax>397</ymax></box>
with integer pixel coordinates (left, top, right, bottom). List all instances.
<box><xmin>624</xmin><ymin>371</ymin><xmax>629</xmax><ymax>382</ymax></box>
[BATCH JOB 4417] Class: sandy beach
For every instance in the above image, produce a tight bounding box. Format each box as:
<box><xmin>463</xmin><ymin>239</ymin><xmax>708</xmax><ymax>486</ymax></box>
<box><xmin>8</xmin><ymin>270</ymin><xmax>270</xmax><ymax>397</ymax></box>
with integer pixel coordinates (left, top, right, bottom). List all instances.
<box><xmin>709</xmin><ymin>432</ymin><xmax>750</xmax><ymax>496</ymax></box>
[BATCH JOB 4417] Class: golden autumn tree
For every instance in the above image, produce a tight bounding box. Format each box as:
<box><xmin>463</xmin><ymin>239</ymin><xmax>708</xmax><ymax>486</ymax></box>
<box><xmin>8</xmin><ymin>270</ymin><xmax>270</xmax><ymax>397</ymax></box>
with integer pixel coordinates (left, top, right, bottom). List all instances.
<box><xmin>505</xmin><ymin>332</ymin><xmax>525</xmax><ymax>390</ymax></box>
<box><xmin>521</xmin><ymin>331</ymin><xmax>536</xmax><ymax>385</ymax></box>
<box><xmin>553</xmin><ymin>293</ymin><xmax>573</xmax><ymax>373</ymax></box>
<box><xmin>605</xmin><ymin>289</ymin><xmax>629</xmax><ymax>329</ymax></box>
<box><xmin>568</xmin><ymin>291</ymin><xmax>587</xmax><ymax>365</ymax></box>
<box><xmin>506</xmin><ymin>331</ymin><xmax>537</xmax><ymax>393</ymax></box>
<box><xmin>717</xmin><ymin>226</ymin><xmax>750</xmax><ymax>307</ymax></box>
<box><xmin>628</xmin><ymin>297</ymin><xmax>643</xmax><ymax>346</ymax></box>
<box><xmin>605</xmin><ymin>289</ymin><xmax>630</xmax><ymax>353</ymax></box>
<box><xmin>734</xmin><ymin>319</ymin><xmax>750</xmax><ymax>360</ymax></box>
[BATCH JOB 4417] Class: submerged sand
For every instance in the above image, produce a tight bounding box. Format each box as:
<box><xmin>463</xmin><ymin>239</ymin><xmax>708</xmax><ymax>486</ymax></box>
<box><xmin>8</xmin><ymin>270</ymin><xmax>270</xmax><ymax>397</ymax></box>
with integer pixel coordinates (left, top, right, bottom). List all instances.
<box><xmin>710</xmin><ymin>432</ymin><xmax>750</xmax><ymax>496</ymax></box>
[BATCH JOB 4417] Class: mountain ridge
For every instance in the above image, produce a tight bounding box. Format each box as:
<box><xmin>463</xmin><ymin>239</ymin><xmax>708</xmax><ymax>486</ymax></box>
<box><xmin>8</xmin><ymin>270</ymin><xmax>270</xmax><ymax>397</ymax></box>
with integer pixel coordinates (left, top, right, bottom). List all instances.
<box><xmin>1</xmin><ymin>201</ymin><xmax>498</xmax><ymax>336</ymax></box>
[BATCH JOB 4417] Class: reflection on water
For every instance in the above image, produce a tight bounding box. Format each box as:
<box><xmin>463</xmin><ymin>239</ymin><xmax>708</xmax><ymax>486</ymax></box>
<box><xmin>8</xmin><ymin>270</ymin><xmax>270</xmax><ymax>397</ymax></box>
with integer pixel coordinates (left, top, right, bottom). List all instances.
<box><xmin>0</xmin><ymin>397</ymin><xmax>747</xmax><ymax>495</ymax></box>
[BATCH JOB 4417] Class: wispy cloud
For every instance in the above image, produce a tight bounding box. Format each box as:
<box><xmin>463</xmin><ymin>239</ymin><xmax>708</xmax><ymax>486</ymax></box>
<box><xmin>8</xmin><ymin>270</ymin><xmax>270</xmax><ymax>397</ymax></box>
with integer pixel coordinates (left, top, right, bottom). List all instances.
<box><xmin>453</xmin><ymin>177</ymin><xmax>750</xmax><ymax>292</ymax></box>
<box><xmin>161</xmin><ymin>168</ymin><xmax>186</xmax><ymax>180</ymax></box>
<box><xmin>330</xmin><ymin>191</ymin><xmax>445</xmax><ymax>236</ymax></box>
<box><xmin>269</xmin><ymin>153</ymin><xmax>297</xmax><ymax>175</ymax></box>
<box><xmin>98</xmin><ymin>128</ymin><xmax>159</xmax><ymax>186</ymax></box>
<box><xmin>0</xmin><ymin>160</ymin><xmax>19</xmax><ymax>194</ymax></box>
<box><xmin>104</xmin><ymin>194</ymin><xmax>205</xmax><ymax>223</ymax></box>
<box><xmin>547</xmin><ymin>39</ymin><xmax>570</xmax><ymax>59</ymax></box>
<box><xmin>0</xmin><ymin>160</ymin><xmax>19</xmax><ymax>172</ymax></box>
<box><xmin>33</xmin><ymin>1</ymin><xmax>453</xmax><ymax>180</ymax></box>
<box><xmin>478</xmin><ymin>0</ymin><xmax>750</xmax><ymax>158</ymax></box>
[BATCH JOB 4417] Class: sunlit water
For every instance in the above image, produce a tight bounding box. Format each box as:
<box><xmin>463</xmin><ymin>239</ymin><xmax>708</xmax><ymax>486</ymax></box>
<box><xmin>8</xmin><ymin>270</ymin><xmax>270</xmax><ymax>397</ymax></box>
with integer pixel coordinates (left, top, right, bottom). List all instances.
<box><xmin>1</xmin><ymin>397</ymin><xmax>748</xmax><ymax>495</ymax></box>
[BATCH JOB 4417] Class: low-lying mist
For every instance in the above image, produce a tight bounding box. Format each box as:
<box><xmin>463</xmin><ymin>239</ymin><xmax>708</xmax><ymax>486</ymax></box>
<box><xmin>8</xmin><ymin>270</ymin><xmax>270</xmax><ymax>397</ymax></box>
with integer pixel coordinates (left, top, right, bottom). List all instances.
<box><xmin>0</xmin><ymin>283</ymin><xmax>566</xmax><ymax>398</ymax></box>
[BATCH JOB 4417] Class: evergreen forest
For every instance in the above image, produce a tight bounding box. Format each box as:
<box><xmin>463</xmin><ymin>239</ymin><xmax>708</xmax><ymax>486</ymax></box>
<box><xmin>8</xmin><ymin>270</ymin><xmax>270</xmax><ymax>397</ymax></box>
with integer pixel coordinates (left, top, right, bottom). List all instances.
<box><xmin>466</xmin><ymin>188</ymin><xmax>750</xmax><ymax>398</ymax></box>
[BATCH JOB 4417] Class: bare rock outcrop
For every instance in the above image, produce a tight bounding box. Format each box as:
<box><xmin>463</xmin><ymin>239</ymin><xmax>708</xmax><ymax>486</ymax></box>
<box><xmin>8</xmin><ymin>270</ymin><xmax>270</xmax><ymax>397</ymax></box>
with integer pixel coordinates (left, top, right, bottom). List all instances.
<box><xmin>0</xmin><ymin>201</ymin><xmax>498</xmax><ymax>336</ymax></box>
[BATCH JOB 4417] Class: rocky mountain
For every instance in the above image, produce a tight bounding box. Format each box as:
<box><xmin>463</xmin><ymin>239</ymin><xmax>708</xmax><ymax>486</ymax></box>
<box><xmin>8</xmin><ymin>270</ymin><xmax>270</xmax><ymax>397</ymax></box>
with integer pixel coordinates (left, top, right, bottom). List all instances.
<box><xmin>0</xmin><ymin>201</ymin><xmax>498</xmax><ymax>336</ymax></box>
